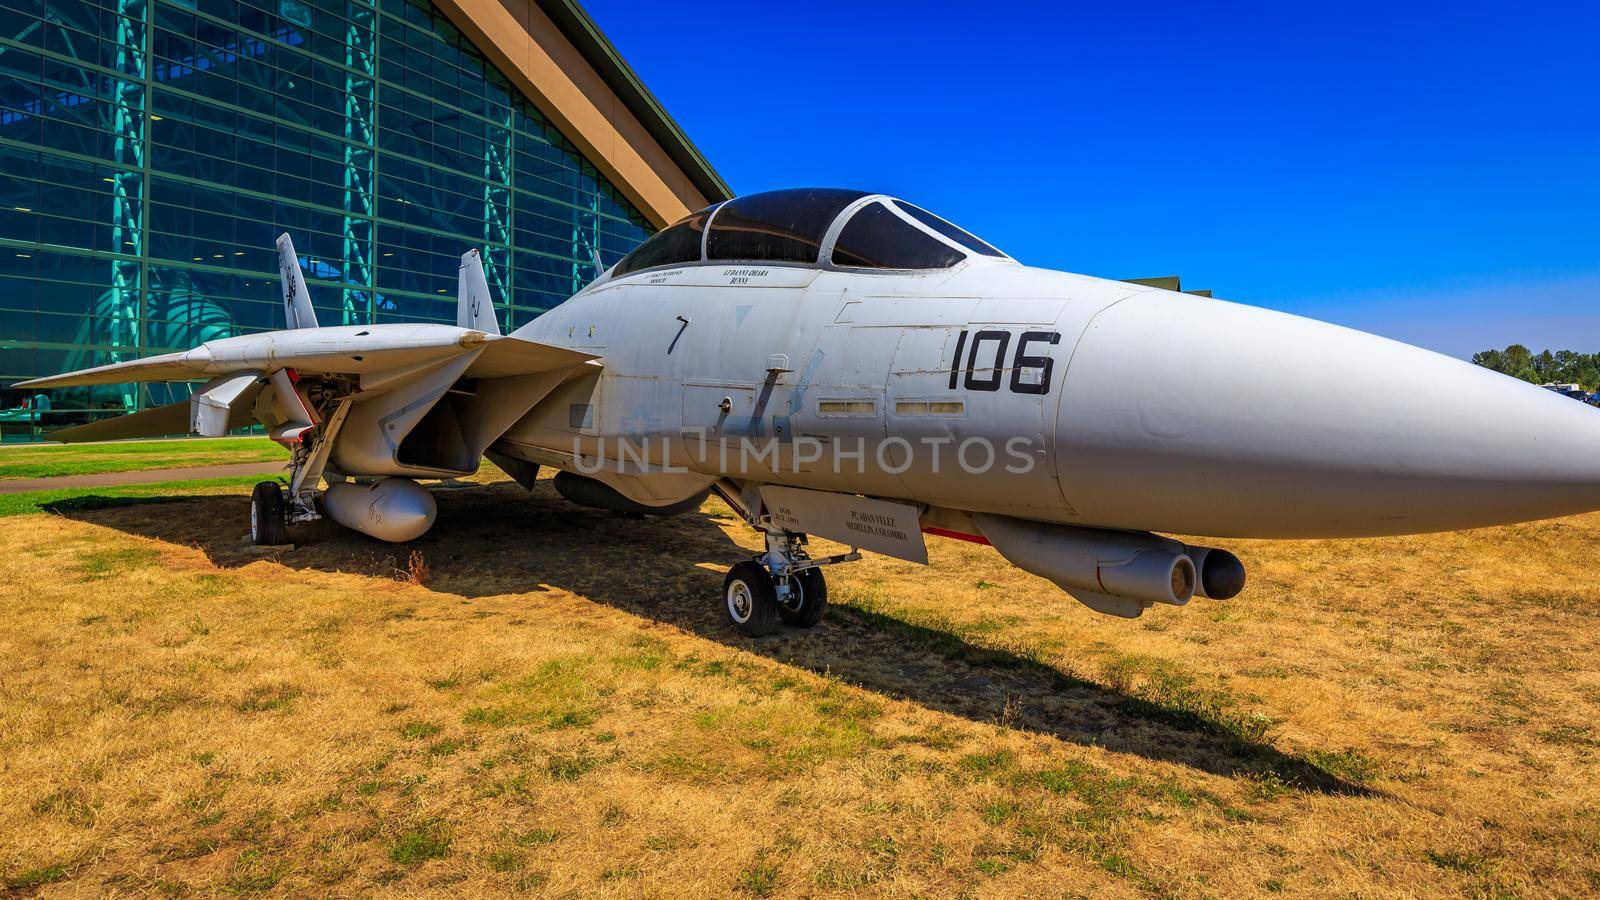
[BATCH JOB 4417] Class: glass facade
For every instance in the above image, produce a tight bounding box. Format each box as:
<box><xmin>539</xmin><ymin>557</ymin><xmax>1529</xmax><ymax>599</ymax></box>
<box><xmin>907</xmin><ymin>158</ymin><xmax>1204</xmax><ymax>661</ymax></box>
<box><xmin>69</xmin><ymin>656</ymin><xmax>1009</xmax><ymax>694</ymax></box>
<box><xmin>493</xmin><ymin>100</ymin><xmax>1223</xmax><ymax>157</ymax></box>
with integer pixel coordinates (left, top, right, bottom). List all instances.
<box><xmin>0</xmin><ymin>0</ymin><xmax>655</xmax><ymax>439</ymax></box>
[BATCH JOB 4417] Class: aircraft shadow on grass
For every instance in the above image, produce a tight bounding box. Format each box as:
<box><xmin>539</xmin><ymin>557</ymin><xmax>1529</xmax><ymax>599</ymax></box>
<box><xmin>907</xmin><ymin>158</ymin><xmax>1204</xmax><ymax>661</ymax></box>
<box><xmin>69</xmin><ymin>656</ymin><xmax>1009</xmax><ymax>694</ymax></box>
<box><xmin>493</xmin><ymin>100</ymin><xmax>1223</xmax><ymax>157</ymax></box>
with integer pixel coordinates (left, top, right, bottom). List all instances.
<box><xmin>48</xmin><ymin>481</ymin><xmax>1372</xmax><ymax>797</ymax></box>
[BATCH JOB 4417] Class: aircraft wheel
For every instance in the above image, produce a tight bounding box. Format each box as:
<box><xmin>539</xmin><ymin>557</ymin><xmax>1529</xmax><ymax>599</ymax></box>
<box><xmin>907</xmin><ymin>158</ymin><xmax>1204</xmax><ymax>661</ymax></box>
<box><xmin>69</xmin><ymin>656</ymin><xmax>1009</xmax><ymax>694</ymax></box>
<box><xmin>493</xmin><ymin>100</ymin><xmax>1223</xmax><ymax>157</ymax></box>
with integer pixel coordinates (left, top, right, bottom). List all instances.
<box><xmin>778</xmin><ymin>568</ymin><xmax>827</xmax><ymax>628</ymax></box>
<box><xmin>724</xmin><ymin>561</ymin><xmax>778</xmax><ymax>637</ymax></box>
<box><xmin>250</xmin><ymin>481</ymin><xmax>287</xmax><ymax>546</ymax></box>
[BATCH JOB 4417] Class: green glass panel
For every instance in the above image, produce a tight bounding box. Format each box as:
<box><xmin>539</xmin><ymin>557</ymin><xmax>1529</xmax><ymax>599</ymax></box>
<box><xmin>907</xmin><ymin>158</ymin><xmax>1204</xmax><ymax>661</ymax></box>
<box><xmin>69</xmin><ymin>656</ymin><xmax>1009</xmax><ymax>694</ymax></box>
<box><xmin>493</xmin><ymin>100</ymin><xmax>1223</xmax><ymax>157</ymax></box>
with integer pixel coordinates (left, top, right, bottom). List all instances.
<box><xmin>0</xmin><ymin>0</ymin><xmax>656</xmax><ymax>437</ymax></box>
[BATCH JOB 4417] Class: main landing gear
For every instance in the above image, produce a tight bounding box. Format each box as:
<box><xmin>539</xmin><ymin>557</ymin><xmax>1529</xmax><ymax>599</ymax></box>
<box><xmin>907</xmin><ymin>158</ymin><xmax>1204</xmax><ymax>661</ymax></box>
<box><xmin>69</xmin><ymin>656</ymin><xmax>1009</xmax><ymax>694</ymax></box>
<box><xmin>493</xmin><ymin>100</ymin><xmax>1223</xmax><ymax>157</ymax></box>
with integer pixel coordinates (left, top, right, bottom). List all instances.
<box><xmin>722</xmin><ymin>530</ymin><xmax>859</xmax><ymax>637</ymax></box>
<box><xmin>247</xmin><ymin>435</ymin><xmax>328</xmax><ymax>547</ymax></box>
<box><xmin>248</xmin><ymin>391</ymin><xmax>355</xmax><ymax>547</ymax></box>
<box><xmin>249</xmin><ymin>481</ymin><xmax>288</xmax><ymax>546</ymax></box>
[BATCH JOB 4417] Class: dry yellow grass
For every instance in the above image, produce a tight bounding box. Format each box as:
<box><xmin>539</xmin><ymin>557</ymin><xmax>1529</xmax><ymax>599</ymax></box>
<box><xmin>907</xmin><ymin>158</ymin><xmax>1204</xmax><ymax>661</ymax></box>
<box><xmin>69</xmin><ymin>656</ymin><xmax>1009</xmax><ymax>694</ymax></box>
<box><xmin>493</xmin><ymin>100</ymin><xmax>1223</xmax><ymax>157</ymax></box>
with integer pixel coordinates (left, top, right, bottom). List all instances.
<box><xmin>2</xmin><ymin>472</ymin><xmax>1598</xmax><ymax>897</ymax></box>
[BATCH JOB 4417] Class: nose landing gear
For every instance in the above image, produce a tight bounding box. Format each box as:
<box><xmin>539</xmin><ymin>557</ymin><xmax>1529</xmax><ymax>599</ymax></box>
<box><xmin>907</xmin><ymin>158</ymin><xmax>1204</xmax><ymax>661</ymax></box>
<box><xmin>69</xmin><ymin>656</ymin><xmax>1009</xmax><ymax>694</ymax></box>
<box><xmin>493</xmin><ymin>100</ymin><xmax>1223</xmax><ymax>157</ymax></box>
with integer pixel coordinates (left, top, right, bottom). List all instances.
<box><xmin>722</xmin><ymin>530</ymin><xmax>858</xmax><ymax>637</ymax></box>
<box><xmin>724</xmin><ymin>561</ymin><xmax>779</xmax><ymax>637</ymax></box>
<box><xmin>778</xmin><ymin>566</ymin><xmax>827</xmax><ymax>628</ymax></box>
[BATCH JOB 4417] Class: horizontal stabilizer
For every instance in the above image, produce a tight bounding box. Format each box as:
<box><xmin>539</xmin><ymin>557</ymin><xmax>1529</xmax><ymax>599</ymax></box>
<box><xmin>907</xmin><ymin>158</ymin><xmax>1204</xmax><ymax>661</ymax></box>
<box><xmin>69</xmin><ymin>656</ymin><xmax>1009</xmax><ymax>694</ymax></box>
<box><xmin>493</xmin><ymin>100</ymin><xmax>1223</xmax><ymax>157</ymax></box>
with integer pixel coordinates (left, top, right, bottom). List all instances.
<box><xmin>48</xmin><ymin>390</ymin><xmax>261</xmax><ymax>444</ymax></box>
<box><xmin>16</xmin><ymin>351</ymin><xmax>198</xmax><ymax>389</ymax></box>
<box><xmin>465</xmin><ymin>335</ymin><xmax>597</xmax><ymax>379</ymax></box>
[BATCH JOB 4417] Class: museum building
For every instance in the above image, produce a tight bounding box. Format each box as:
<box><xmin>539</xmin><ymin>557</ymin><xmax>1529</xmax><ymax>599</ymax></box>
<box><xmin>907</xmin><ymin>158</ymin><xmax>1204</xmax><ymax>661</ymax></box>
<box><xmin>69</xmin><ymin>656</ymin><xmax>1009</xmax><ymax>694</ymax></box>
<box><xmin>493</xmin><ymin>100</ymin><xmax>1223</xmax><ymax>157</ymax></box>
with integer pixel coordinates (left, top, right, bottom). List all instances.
<box><xmin>0</xmin><ymin>0</ymin><xmax>728</xmax><ymax>438</ymax></box>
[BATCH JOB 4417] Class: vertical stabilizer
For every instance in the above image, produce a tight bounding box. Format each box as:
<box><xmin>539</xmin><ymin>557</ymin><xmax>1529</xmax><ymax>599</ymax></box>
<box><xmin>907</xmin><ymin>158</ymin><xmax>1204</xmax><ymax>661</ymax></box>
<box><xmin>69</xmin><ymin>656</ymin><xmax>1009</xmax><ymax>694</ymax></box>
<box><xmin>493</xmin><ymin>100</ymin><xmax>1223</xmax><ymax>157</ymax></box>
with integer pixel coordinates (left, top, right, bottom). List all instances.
<box><xmin>458</xmin><ymin>249</ymin><xmax>501</xmax><ymax>334</ymax></box>
<box><xmin>276</xmin><ymin>233</ymin><xmax>319</xmax><ymax>330</ymax></box>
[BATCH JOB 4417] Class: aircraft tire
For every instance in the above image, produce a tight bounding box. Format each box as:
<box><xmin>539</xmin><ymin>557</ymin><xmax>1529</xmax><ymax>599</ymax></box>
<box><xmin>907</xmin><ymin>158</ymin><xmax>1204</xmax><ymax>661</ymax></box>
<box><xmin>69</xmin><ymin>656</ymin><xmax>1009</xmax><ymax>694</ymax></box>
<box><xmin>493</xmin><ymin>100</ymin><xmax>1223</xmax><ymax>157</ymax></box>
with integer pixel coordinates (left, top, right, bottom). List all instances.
<box><xmin>250</xmin><ymin>481</ymin><xmax>287</xmax><ymax>546</ymax></box>
<box><xmin>778</xmin><ymin>568</ymin><xmax>827</xmax><ymax>628</ymax></box>
<box><xmin>724</xmin><ymin>561</ymin><xmax>778</xmax><ymax>637</ymax></box>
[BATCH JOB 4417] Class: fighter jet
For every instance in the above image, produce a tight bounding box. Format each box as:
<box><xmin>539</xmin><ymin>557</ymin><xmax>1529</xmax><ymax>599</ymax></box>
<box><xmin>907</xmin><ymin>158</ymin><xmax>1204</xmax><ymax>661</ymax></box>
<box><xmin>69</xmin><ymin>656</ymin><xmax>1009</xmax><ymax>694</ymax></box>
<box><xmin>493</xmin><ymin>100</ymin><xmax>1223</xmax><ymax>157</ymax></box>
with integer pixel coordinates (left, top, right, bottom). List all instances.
<box><xmin>21</xmin><ymin>188</ymin><xmax>1600</xmax><ymax>633</ymax></box>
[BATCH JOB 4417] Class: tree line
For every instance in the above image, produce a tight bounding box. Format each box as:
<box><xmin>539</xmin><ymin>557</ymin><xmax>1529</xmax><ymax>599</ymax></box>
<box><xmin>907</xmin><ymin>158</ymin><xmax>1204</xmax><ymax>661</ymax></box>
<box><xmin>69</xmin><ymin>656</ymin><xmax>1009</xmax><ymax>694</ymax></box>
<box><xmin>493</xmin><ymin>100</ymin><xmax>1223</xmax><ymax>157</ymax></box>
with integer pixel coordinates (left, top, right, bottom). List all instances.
<box><xmin>1471</xmin><ymin>345</ymin><xmax>1600</xmax><ymax>391</ymax></box>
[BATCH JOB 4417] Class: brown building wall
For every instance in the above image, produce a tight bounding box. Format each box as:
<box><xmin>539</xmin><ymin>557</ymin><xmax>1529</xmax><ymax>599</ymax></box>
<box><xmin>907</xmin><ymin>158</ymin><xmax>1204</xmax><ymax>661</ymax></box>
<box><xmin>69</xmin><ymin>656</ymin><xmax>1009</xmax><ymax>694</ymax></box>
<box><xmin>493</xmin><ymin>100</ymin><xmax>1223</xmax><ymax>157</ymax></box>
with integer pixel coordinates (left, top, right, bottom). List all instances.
<box><xmin>434</xmin><ymin>0</ymin><xmax>714</xmax><ymax>228</ymax></box>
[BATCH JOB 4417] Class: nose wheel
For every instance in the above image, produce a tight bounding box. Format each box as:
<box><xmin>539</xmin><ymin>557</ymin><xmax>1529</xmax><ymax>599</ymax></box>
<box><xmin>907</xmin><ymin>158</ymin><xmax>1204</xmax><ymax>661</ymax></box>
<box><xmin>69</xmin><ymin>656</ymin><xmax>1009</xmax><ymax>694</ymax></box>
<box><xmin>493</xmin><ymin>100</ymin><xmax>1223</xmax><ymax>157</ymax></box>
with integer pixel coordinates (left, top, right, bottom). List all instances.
<box><xmin>778</xmin><ymin>567</ymin><xmax>827</xmax><ymax>628</ymax></box>
<box><xmin>720</xmin><ymin>529</ymin><xmax>854</xmax><ymax>636</ymax></box>
<box><xmin>724</xmin><ymin>561</ymin><xmax>780</xmax><ymax>636</ymax></box>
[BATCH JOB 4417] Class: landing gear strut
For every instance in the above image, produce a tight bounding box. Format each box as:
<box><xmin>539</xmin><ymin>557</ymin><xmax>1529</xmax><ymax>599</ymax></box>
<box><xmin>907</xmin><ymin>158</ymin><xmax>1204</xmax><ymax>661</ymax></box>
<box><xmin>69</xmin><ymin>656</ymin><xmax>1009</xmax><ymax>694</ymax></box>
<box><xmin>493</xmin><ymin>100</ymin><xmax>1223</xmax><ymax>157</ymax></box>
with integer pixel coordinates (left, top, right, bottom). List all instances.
<box><xmin>721</xmin><ymin>529</ymin><xmax>859</xmax><ymax>637</ymax></box>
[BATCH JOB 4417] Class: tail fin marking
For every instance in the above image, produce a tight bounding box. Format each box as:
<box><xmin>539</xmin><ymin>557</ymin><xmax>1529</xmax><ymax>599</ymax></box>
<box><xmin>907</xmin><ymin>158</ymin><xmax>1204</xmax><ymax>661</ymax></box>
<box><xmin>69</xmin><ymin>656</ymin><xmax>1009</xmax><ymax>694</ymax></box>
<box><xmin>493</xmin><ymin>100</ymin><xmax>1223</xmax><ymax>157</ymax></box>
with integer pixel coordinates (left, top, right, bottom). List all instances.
<box><xmin>457</xmin><ymin>249</ymin><xmax>501</xmax><ymax>335</ymax></box>
<box><xmin>276</xmin><ymin>233</ymin><xmax>320</xmax><ymax>330</ymax></box>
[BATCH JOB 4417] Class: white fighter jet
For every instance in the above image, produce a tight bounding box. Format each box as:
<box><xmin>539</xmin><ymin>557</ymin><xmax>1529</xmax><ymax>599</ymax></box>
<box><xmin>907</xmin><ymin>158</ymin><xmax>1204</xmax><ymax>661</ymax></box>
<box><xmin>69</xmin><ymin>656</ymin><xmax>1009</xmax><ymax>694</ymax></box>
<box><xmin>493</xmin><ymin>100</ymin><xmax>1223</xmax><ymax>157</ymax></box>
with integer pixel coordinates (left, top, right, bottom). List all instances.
<box><xmin>22</xmin><ymin>189</ymin><xmax>1600</xmax><ymax>633</ymax></box>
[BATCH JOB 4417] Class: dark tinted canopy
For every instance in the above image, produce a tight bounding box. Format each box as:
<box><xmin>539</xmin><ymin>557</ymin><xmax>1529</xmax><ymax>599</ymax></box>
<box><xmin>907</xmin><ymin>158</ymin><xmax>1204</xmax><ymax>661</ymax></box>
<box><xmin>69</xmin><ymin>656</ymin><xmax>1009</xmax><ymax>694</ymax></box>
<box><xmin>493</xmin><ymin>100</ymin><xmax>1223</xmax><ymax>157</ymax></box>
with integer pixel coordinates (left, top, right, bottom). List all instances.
<box><xmin>607</xmin><ymin>189</ymin><xmax>1007</xmax><ymax>277</ymax></box>
<box><xmin>893</xmin><ymin>201</ymin><xmax>1005</xmax><ymax>257</ymax></box>
<box><xmin>831</xmin><ymin>202</ymin><xmax>965</xmax><ymax>270</ymax></box>
<box><xmin>706</xmin><ymin>188</ymin><xmax>869</xmax><ymax>264</ymax></box>
<box><xmin>612</xmin><ymin>203</ymin><xmax>721</xmax><ymax>277</ymax></box>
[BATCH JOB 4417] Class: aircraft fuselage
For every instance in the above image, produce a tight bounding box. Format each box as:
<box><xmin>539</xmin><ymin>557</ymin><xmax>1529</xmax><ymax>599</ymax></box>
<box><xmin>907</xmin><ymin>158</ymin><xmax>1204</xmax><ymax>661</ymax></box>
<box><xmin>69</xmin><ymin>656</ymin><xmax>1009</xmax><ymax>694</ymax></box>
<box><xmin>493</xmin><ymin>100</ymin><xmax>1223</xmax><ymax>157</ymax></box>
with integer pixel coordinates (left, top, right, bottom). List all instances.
<box><xmin>497</xmin><ymin>256</ymin><xmax>1600</xmax><ymax>540</ymax></box>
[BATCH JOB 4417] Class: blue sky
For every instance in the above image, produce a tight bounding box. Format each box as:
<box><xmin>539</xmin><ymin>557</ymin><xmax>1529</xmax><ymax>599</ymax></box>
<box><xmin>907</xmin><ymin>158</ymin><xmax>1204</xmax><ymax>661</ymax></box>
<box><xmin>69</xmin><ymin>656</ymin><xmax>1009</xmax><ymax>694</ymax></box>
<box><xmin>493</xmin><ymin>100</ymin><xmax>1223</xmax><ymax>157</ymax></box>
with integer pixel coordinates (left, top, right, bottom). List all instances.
<box><xmin>588</xmin><ymin>0</ymin><xmax>1599</xmax><ymax>358</ymax></box>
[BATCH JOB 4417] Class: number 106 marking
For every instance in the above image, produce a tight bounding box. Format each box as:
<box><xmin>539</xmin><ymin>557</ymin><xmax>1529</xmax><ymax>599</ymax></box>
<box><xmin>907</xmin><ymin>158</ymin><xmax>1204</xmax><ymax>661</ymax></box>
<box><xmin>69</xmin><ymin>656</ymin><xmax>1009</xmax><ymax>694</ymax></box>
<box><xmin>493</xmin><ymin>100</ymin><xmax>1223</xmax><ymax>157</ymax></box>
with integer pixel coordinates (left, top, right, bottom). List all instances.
<box><xmin>948</xmin><ymin>329</ymin><xmax>1062</xmax><ymax>395</ymax></box>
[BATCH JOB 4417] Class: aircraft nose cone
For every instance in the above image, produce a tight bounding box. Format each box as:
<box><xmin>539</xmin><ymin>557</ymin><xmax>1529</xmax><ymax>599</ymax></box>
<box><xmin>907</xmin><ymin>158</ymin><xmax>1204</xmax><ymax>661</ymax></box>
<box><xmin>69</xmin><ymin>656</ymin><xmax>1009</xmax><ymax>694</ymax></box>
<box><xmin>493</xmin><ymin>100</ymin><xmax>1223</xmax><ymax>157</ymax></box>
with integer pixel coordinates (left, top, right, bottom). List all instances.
<box><xmin>1055</xmin><ymin>290</ymin><xmax>1600</xmax><ymax>538</ymax></box>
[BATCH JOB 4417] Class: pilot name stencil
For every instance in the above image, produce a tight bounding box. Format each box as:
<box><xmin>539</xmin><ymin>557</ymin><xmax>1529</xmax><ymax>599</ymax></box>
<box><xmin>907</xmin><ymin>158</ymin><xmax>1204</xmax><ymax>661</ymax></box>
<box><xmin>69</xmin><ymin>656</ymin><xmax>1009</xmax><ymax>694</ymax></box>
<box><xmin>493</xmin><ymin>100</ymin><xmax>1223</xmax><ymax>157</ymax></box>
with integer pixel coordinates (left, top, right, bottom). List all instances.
<box><xmin>721</xmin><ymin>267</ymin><xmax>770</xmax><ymax>284</ymax></box>
<box><xmin>760</xmin><ymin>486</ymin><xmax>928</xmax><ymax>565</ymax></box>
<box><xmin>845</xmin><ymin>509</ymin><xmax>909</xmax><ymax>542</ymax></box>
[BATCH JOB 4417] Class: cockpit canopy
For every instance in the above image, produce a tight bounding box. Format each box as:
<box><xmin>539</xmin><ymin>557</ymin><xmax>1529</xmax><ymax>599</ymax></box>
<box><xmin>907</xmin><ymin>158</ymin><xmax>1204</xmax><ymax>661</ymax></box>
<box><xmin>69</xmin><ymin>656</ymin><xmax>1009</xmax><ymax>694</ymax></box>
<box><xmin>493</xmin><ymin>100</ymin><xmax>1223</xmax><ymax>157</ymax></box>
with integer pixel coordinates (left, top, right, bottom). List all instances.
<box><xmin>612</xmin><ymin>188</ymin><xmax>1008</xmax><ymax>279</ymax></box>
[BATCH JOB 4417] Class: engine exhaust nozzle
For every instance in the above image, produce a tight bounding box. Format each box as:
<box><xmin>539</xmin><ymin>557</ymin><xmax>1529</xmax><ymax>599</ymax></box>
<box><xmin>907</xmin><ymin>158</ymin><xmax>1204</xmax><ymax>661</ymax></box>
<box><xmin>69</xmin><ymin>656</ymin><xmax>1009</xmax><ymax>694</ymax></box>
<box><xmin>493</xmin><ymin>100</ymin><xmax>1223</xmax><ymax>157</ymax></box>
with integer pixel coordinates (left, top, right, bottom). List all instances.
<box><xmin>1183</xmin><ymin>545</ymin><xmax>1247</xmax><ymax>600</ymax></box>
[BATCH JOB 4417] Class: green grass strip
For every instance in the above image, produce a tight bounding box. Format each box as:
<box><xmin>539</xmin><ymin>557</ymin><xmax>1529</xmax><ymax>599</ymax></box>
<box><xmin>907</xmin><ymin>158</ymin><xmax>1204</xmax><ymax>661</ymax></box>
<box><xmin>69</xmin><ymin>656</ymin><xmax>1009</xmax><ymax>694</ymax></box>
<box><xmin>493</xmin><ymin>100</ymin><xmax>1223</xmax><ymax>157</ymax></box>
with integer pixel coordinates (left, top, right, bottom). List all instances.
<box><xmin>0</xmin><ymin>437</ymin><xmax>282</xmax><ymax>480</ymax></box>
<box><xmin>0</xmin><ymin>475</ymin><xmax>266</xmax><ymax>518</ymax></box>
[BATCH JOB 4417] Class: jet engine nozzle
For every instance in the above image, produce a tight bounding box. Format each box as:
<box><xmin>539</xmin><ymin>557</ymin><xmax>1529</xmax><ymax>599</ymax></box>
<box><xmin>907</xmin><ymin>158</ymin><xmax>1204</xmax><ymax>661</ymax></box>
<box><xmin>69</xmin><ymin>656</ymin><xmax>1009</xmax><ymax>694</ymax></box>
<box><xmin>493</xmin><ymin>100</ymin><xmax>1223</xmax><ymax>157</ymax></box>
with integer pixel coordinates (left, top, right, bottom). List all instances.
<box><xmin>1096</xmin><ymin>547</ymin><xmax>1195</xmax><ymax>607</ymax></box>
<box><xmin>972</xmin><ymin>514</ymin><xmax>1196</xmax><ymax>618</ymax></box>
<box><xmin>1183</xmin><ymin>545</ymin><xmax>1246</xmax><ymax>600</ymax></box>
<box><xmin>322</xmin><ymin>477</ymin><xmax>437</xmax><ymax>542</ymax></box>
